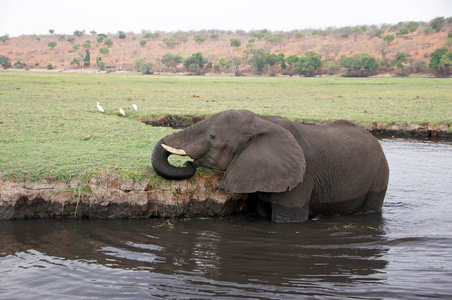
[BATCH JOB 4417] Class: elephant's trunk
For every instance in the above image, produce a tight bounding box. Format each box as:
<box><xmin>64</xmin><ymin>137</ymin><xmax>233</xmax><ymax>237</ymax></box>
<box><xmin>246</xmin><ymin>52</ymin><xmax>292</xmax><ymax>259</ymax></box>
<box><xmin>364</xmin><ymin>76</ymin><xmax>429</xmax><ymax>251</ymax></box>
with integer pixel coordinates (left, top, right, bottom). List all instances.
<box><xmin>151</xmin><ymin>138</ymin><xmax>197</xmax><ymax>180</ymax></box>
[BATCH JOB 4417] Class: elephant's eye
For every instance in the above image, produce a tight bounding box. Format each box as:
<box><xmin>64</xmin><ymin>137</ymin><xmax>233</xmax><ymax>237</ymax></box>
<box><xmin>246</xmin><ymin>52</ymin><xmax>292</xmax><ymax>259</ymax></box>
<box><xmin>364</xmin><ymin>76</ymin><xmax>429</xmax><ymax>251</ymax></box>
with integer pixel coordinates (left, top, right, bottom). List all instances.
<box><xmin>209</xmin><ymin>134</ymin><xmax>215</xmax><ymax>140</ymax></box>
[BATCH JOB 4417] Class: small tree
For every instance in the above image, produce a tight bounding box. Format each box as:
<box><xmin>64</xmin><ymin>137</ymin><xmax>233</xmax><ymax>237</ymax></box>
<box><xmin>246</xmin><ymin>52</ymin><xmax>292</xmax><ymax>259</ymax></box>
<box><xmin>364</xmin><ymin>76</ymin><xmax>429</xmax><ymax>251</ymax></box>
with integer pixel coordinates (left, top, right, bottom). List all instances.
<box><xmin>423</xmin><ymin>26</ymin><xmax>434</xmax><ymax>35</ymax></box>
<box><xmin>49</xmin><ymin>29</ymin><xmax>55</xmax><ymax>35</ymax></box>
<box><xmin>296</xmin><ymin>51</ymin><xmax>323</xmax><ymax>77</ymax></box>
<box><xmin>134</xmin><ymin>59</ymin><xmax>153</xmax><ymax>74</ymax></box>
<box><xmin>74</xmin><ymin>30</ymin><xmax>85</xmax><ymax>37</ymax></box>
<box><xmin>104</xmin><ymin>39</ymin><xmax>113</xmax><ymax>47</ymax></box>
<box><xmin>340</xmin><ymin>53</ymin><xmax>380</xmax><ymax>77</ymax></box>
<box><xmin>383</xmin><ymin>34</ymin><xmax>395</xmax><ymax>44</ymax></box>
<box><xmin>161</xmin><ymin>53</ymin><xmax>183</xmax><ymax>72</ymax></box>
<box><xmin>83</xmin><ymin>49</ymin><xmax>90</xmax><ymax>67</ymax></box>
<box><xmin>195</xmin><ymin>35</ymin><xmax>207</xmax><ymax>44</ymax></box>
<box><xmin>230</xmin><ymin>38</ymin><xmax>241</xmax><ymax>48</ymax></box>
<box><xmin>285</xmin><ymin>55</ymin><xmax>299</xmax><ymax>70</ymax></box>
<box><xmin>163</xmin><ymin>38</ymin><xmax>177</xmax><ymax>48</ymax></box>
<box><xmin>391</xmin><ymin>52</ymin><xmax>408</xmax><ymax>74</ymax></box>
<box><xmin>407</xmin><ymin>21</ymin><xmax>419</xmax><ymax>33</ymax></box>
<box><xmin>0</xmin><ymin>35</ymin><xmax>10</xmax><ymax>44</ymax></box>
<box><xmin>67</xmin><ymin>37</ymin><xmax>75</xmax><ymax>43</ymax></box>
<box><xmin>48</xmin><ymin>41</ymin><xmax>57</xmax><ymax>49</ymax></box>
<box><xmin>0</xmin><ymin>55</ymin><xmax>11</xmax><ymax>69</ymax></box>
<box><xmin>71</xmin><ymin>57</ymin><xmax>82</xmax><ymax>67</ymax></box>
<box><xmin>429</xmin><ymin>47</ymin><xmax>451</xmax><ymax>76</ymax></box>
<box><xmin>439</xmin><ymin>51</ymin><xmax>452</xmax><ymax>76</ymax></box>
<box><xmin>82</xmin><ymin>40</ymin><xmax>91</xmax><ymax>49</ymax></box>
<box><xmin>99</xmin><ymin>47</ymin><xmax>109</xmax><ymax>55</ymax></box>
<box><xmin>183</xmin><ymin>52</ymin><xmax>207</xmax><ymax>75</ymax></box>
<box><xmin>231</xmin><ymin>57</ymin><xmax>242</xmax><ymax>76</ymax></box>
<box><xmin>118</xmin><ymin>31</ymin><xmax>126</xmax><ymax>39</ymax></box>
<box><xmin>140</xmin><ymin>40</ymin><xmax>147</xmax><ymax>47</ymax></box>
<box><xmin>430</xmin><ymin>17</ymin><xmax>445</xmax><ymax>32</ymax></box>
<box><xmin>249</xmin><ymin>48</ymin><xmax>267</xmax><ymax>75</ymax></box>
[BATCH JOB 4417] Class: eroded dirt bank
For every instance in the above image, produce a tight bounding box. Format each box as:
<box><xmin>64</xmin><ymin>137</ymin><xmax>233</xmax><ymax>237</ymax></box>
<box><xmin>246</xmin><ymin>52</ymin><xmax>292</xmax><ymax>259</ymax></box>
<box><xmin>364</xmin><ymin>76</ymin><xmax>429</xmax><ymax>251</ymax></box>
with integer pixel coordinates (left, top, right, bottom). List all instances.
<box><xmin>0</xmin><ymin>173</ymin><xmax>247</xmax><ymax>220</ymax></box>
<box><xmin>141</xmin><ymin>115</ymin><xmax>452</xmax><ymax>138</ymax></box>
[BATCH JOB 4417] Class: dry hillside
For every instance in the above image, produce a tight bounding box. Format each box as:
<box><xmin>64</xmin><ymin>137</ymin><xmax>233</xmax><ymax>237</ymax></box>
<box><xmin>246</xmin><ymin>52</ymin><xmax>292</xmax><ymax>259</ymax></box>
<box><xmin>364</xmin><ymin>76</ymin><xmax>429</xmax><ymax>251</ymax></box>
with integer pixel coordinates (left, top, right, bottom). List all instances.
<box><xmin>1</xmin><ymin>20</ymin><xmax>451</xmax><ymax>75</ymax></box>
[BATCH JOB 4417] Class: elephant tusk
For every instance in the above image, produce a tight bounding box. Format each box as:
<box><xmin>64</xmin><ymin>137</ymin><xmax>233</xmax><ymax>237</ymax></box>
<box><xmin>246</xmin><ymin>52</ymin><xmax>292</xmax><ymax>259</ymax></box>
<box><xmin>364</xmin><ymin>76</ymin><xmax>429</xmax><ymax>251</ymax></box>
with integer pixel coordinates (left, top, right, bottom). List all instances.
<box><xmin>162</xmin><ymin>144</ymin><xmax>187</xmax><ymax>156</ymax></box>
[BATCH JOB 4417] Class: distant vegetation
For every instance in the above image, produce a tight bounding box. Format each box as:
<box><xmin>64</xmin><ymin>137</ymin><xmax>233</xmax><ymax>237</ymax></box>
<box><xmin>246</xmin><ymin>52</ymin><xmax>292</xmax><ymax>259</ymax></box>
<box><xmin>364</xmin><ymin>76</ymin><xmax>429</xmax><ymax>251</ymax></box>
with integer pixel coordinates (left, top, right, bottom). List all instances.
<box><xmin>1</xmin><ymin>17</ymin><xmax>452</xmax><ymax>76</ymax></box>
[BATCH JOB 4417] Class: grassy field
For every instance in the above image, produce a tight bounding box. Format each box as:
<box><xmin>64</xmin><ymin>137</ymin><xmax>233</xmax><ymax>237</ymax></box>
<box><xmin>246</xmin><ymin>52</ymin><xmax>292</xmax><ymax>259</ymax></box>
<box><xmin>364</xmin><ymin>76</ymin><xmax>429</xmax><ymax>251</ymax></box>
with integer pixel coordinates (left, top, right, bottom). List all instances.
<box><xmin>1</xmin><ymin>71</ymin><xmax>451</xmax><ymax>182</ymax></box>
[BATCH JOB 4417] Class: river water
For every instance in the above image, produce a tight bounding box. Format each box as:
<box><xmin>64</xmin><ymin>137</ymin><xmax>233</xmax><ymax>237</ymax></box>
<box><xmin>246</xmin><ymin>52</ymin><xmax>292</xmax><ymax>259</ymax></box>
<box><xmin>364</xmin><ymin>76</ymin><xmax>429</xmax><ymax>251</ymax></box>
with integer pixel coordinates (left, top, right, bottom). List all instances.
<box><xmin>1</xmin><ymin>138</ymin><xmax>451</xmax><ymax>299</ymax></box>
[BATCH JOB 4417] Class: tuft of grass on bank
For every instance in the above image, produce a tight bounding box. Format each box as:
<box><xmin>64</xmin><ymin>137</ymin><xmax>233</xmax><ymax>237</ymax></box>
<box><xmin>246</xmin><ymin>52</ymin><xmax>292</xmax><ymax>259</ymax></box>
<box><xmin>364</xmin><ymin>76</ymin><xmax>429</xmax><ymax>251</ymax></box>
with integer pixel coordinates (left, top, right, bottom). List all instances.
<box><xmin>0</xmin><ymin>71</ymin><xmax>451</xmax><ymax>182</ymax></box>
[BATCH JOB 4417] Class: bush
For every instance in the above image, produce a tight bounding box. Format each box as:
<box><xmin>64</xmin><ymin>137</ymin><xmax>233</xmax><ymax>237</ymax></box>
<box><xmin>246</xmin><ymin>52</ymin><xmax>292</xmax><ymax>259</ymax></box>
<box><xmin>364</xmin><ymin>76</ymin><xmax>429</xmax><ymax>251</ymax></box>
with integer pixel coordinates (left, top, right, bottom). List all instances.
<box><xmin>296</xmin><ymin>51</ymin><xmax>323</xmax><ymax>77</ymax></box>
<box><xmin>230</xmin><ymin>38</ymin><xmax>241</xmax><ymax>48</ymax></box>
<box><xmin>99</xmin><ymin>47</ymin><xmax>109</xmax><ymax>55</ymax></box>
<box><xmin>47</xmin><ymin>64</ymin><xmax>54</xmax><ymax>70</ymax></box>
<box><xmin>0</xmin><ymin>55</ymin><xmax>12</xmax><ymax>69</ymax></box>
<box><xmin>82</xmin><ymin>40</ymin><xmax>91</xmax><ymax>49</ymax></box>
<box><xmin>134</xmin><ymin>59</ymin><xmax>153</xmax><ymax>74</ymax></box>
<box><xmin>118</xmin><ymin>31</ymin><xmax>126</xmax><ymax>39</ymax></box>
<box><xmin>48</xmin><ymin>41</ymin><xmax>57</xmax><ymax>48</ymax></box>
<box><xmin>104</xmin><ymin>39</ymin><xmax>113</xmax><ymax>47</ymax></box>
<box><xmin>340</xmin><ymin>53</ymin><xmax>380</xmax><ymax>77</ymax></box>
<box><xmin>429</xmin><ymin>47</ymin><xmax>452</xmax><ymax>76</ymax></box>
<box><xmin>140</xmin><ymin>40</ymin><xmax>147</xmax><ymax>47</ymax></box>
<box><xmin>183</xmin><ymin>52</ymin><xmax>207</xmax><ymax>74</ymax></box>
<box><xmin>14</xmin><ymin>59</ymin><xmax>27</xmax><ymax>69</ymax></box>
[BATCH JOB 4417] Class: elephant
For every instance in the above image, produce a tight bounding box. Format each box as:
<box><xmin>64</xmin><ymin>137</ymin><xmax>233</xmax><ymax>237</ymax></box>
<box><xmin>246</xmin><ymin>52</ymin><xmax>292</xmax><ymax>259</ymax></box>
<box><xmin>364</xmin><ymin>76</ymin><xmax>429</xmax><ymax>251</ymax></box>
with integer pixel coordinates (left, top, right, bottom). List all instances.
<box><xmin>151</xmin><ymin>109</ymin><xmax>389</xmax><ymax>223</ymax></box>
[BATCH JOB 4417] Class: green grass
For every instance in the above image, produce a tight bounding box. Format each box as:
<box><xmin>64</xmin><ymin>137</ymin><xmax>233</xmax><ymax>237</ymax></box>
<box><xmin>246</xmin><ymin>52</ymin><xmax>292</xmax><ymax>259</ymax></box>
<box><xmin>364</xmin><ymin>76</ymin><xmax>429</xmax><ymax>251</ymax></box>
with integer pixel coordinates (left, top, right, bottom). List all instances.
<box><xmin>1</xmin><ymin>71</ymin><xmax>451</xmax><ymax>182</ymax></box>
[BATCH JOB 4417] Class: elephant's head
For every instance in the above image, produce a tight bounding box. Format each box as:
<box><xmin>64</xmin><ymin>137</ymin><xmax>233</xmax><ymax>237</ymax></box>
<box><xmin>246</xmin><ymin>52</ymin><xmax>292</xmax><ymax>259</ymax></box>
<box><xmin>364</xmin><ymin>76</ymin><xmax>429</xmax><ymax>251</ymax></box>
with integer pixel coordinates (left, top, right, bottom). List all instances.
<box><xmin>151</xmin><ymin>109</ymin><xmax>306</xmax><ymax>194</ymax></box>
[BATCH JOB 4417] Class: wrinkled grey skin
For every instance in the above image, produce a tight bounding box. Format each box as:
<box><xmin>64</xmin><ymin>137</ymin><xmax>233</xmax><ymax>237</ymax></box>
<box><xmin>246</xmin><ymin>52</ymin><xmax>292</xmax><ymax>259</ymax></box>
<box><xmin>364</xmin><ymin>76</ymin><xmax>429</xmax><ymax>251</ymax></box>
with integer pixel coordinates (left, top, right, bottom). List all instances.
<box><xmin>152</xmin><ymin>109</ymin><xmax>389</xmax><ymax>223</ymax></box>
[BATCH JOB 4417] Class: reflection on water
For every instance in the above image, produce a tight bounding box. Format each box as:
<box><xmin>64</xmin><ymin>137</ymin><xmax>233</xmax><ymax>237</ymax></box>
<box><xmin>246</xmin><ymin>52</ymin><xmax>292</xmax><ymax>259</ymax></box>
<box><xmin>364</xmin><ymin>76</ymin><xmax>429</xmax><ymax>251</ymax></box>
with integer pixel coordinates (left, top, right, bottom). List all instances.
<box><xmin>1</xmin><ymin>138</ymin><xmax>452</xmax><ymax>299</ymax></box>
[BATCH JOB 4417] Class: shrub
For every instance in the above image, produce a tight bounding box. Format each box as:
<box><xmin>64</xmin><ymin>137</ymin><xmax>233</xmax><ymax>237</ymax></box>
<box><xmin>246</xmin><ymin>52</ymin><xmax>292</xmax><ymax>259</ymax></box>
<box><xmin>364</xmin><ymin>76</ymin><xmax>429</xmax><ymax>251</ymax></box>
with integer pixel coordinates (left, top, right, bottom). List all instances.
<box><xmin>48</xmin><ymin>41</ymin><xmax>57</xmax><ymax>48</ymax></box>
<box><xmin>134</xmin><ymin>59</ymin><xmax>153</xmax><ymax>74</ymax></box>
<box><xmin>104</xmin><ymin>39</ymin><xmax>113</xmax><ymax>47</ymax></box>
<box><xmin>195</xmin><ymin>35</ymin><xmax>207</xmax><ymax>44</ymax></box>
<box><xmin>163</xmin><ymin>38</ymin><xmax>177</xmax><ymax>48</ymax></box>
<box><xmin>140</xmin><ymin>40</ymin><xmax>147</xmax><ymax>47</ymax></box>
<box><xmin>73</xmin><ymin>30</ymin><xmax>85</xmax><ymax>37</ymax></box>
<box><xmin>82</xmin><ymin>40</ymin><xmax>91</xmax><ymax>49</ymax></box>
<box><xmin>47</xmin><ymin>64</ymin><xmax>54</xmax><ymax>70</ymax></box>
<box><xmin>230</xmin><ymin>38</ymin><xmax>241</xmax><ymax>48</ymax></box>
<box><xmin>340</xmin><ymin>53</ymin><xmax>380</xmax><ymax>77</ymax></box>
<box><xmin>118</xmin><ymin>31</ymin><xmax>126</xmax><ymax>39</ymax></box>
<box><xmin>14</xmin><ymin>59</ymin><xmax>27</xmax><ymax>69</ymax></box>
<box><xmin>296</xmin><ymin>51</ymin><xmax>323</xmax><ymax>77</ymax></box>
<box><xmin>99</xmin><ymin>47</ymin><xmax>109</xmax><ymax>55</ymax></box>
<box><xmin>183</xmin><ymin>52</ymin><xmax>207</xmax><ymax>74</ymax></box>
<box><xmin>383</xmin><ymin>34</ymin><xmax>395</xmax><ymax>44</ymax></box>
<box><xmin>0</xmin><ymin>55</ymin><xmax>11</xmax><ymax>69</ymax></box>
<box><xmin>429</xmin><ymin>47</ymin><xmax>452</xmax><ymax>76</ymax></box>
<box><xmin>430</xmin><ymin>17</ymin><xmax>445</xmax><ymax>32</ymax></box>
<box><xmin>161</xmin><ymin>53</ymin><xmax>183</xmax><ymax>72</ymax></box>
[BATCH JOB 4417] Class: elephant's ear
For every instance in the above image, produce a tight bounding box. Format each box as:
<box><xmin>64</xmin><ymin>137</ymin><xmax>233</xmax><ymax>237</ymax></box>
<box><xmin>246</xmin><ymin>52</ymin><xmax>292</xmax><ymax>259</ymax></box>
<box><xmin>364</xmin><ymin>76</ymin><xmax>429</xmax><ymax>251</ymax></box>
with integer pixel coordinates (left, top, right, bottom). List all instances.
<box><xmin>220</xmin><ymin>117</ymin><xmax>306</xmax><ymax>194</ymax></box>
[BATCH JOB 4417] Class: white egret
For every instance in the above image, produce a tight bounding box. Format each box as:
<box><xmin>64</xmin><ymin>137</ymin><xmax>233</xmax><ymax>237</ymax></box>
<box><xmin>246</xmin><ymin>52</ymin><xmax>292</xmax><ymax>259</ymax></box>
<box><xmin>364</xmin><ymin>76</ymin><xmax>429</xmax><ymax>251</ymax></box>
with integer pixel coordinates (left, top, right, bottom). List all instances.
<box><xmin>132</xmin><ymin>104</ymin><xmax>137</xmax><ymax>111</ymax></box>
<box><xmin>96</xmin><ymin>102</ymin><xmax>104</xmax><ymax>113</ymax></box>
<box><xmin>119</xmin><ymin>108</ymin><xmax>125</xmax><ymax>116</ymax></box>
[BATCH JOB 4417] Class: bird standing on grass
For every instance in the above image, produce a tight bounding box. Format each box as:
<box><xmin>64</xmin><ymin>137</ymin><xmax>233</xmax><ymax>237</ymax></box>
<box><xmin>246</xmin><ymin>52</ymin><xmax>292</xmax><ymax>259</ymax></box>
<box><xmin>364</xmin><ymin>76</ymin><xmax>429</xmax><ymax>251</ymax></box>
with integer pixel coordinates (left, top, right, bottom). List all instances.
<box><xmin>132</xmin><ymin>104</ymin><xmax>137</xmax><ymax>111</ymax></box>
<box><xmin>119</xmin><ymin>108</ymin><xmax>125</xmax><ymax>116</ymax></box>
<box><xmin>96</xmin><ymin>102</ymin><xmax>104</xmax><ymax>113</ymax></box>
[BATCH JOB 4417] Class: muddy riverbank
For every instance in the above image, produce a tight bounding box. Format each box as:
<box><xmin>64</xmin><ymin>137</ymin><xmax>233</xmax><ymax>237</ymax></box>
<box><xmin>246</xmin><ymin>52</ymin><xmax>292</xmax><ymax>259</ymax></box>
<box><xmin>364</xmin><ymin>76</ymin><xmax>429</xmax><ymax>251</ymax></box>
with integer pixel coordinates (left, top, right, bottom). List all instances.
<box><xmin>0</xmin><ymin>172</ymin><xmax>247</xmax><ymax>220</ymax></box>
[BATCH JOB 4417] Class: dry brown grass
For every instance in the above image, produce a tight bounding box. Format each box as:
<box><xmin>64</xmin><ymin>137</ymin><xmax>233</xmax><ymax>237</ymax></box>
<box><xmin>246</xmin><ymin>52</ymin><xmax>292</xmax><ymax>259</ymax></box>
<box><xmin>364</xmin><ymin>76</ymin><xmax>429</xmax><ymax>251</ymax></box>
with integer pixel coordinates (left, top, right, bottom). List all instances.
<box><xmin>1</xmin><ymin>23</ymin><xmax>450</xmax><ymax>73</ymax></box>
